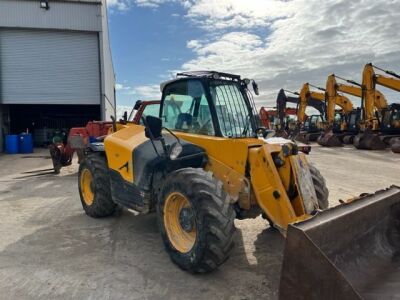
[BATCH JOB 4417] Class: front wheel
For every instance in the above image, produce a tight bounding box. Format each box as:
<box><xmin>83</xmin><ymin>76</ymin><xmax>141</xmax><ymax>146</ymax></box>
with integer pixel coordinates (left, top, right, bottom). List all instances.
<box><xmin>309</xmin><ymin>164</ymin><xmax>329</xmax><ymax>209</ymax></box>
<box><xmin>157</xmin><ymin>168</ymin><xmax>236</xmax><ymax>273</ymax></box>
<box><xmin>78</xmin><ymin>152</ymin><xmax>116</xmax><ymax>218</ymax></box>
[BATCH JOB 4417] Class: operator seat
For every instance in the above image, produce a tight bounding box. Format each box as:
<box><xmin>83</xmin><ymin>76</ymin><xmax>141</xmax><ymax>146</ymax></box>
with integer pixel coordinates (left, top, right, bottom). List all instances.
<box><xmin>176</xmin><ymin>113</ymin><xmax>193</xmax><ymax>130</ymax></box>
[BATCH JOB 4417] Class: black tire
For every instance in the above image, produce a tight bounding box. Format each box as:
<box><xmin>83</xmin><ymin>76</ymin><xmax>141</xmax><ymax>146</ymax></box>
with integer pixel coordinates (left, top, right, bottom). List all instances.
<box><xmin>78</xmin><ymin>152</ymin><xmax>116</xmax><ymax>218</ymax></box>
<box><xmin>49</xmin><ymin>146</ymin><xmax>62</xmax><ymax>174</ymax></box>
<box><xmin>157</xmin><ymin>168</ymin><xmax>236</xmax><ymax>273</ymax></box>
<box><xmin>309</xmin><ymin>164</ymin><xmax>329</xmax><ymax>209</ymax></box>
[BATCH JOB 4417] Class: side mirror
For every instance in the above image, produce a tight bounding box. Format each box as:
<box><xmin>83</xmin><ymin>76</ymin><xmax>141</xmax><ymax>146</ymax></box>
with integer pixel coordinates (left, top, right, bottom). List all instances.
<box><xmin>252</xmin><ymin>80</ymin><xmax>259</xmax><ymax>95</ymax></box>
<box><xmin>144</xmin><ymin>115</ymin><xmax>162</xmax><ymax>140</ymax></box>
<box><xmin>134</xmin><ymin>100</ymin><xmax>143</xmax><ymax>110</ymax></box>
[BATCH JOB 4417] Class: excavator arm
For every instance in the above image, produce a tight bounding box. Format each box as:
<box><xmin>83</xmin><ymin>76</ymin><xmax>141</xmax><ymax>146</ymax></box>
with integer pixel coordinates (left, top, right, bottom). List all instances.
<box><xmin>375</xmin><ymin>75</ymin><xmax>400</xmax><ymax>91</ymax></box>
<box><xmin>362</xmin><ymin>64</ymin><xmax>389</xmax><ymax>124</ymax></box>
<box><xmin>369</xmin><ymin>63</ymin><xmax>400</xmax><ymax>92</ymax></box>
<box><xmin>276</xmin><ymin>88</ymin><xmax>325</xmax><ymax>125</ymax></box>
<box><xmin>298</xmin><ymin>84</ymin><xmax>325</xmax><ymax>123</ymax></box>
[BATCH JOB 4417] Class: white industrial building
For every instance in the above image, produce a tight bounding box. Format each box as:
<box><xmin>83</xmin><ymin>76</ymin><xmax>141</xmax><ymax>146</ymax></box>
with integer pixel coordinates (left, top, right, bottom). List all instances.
<box><xmin>0</xmin><ymin>0</ymin><xmax>115</xmax><ymax>149</ymax></box>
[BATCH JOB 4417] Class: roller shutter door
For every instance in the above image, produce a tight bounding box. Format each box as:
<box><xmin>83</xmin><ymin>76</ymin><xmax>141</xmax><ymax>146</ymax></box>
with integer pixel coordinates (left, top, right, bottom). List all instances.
<box><xmin>0</xmin><ymin>29</ymin><xmax>100</xmax><ymax>104</ymax></box>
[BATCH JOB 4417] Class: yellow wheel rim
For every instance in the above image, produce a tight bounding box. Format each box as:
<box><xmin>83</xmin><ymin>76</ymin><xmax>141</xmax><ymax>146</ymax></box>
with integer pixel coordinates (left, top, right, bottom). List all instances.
<box><xmin>80</xmin><ymin>168</ymin><xmax>94</xmax><ymax>206</ymax></box>
<box><xmin>163</xmin><ymin>192</ymin><xmax>196</xmax><ymax>253</ymax></box>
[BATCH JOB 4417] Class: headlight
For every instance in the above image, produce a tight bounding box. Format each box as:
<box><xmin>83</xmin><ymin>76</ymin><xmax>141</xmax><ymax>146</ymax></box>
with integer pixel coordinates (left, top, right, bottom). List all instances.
<box><xmin>170</xmin><ymin>143</ymin><xmax>183</xmax><ymax>160</ymax></box>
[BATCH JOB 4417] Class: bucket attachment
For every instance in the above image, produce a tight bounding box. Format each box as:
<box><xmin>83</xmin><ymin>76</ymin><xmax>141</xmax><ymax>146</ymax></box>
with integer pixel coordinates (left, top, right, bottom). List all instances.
<box><xmin>392</xmin><ymin>141</ymin><xmax>400</xmax><ymax>153</ymax></box>
<box><xmin>279</xmin><ymin>186</ymin><xmax>400</xmax><ymax>300</ymax></box>
<box><xmin>343</xmin><ymin>135</ymin><xmax>355</xmax><ymax>144</ymax></box>
<box><xmin>353</xmin><ymin>128</ymin><xmax>387</xmax><ymax>150</ymax></box>
<box><xmin>317</xmin><ymin>129</ymin><xmax>343</xmax><ymax>147</ymax></box>
<box><xmin>295</xmin><ymin>133</ymin><xmax>310</xmax><ymax>144</ymax></box>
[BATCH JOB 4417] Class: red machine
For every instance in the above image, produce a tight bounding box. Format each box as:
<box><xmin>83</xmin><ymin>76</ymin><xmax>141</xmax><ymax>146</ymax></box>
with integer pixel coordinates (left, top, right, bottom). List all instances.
<box><xmin>259</xmin><ymin>106</ymin><xmax>299</xmax><ymax>130</ymax></box>
<box><xmin>259</xmin><ymin>106</ymin><xmax>275</xmax><ymax>129</ymax></box>
<box><xmin>50</xmin><ymin>100</ymin><xmax>160</xmax><ymax>173</ymax></box>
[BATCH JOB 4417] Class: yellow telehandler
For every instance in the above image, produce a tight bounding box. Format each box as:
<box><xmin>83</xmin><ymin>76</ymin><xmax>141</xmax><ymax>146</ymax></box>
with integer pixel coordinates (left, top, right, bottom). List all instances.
<box><xmin>77</xmin><ymin>71</ymin><xmax>400</xmax><ymax>299</ymax></box>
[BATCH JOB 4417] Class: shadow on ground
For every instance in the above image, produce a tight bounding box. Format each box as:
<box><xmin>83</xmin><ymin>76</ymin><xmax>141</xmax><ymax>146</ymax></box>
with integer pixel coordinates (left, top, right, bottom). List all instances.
<box><xmin>0</xmin><ymin>185</ymin><xmax>284</xmax><ymax>299</ymax></box>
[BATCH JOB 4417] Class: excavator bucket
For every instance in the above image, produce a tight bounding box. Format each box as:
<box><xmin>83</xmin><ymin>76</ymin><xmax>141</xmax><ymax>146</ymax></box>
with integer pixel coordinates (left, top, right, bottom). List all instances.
<box><xmin>295</xmin><ymin>133</ymin><xmax>310</xmax><ymax>144</ymax></box>
<box><xmin>391</xmin><ymin>138</ymin><xmax>400</xmax><ymax>153</ymax></box>
<box><xmin>342</xmin><ymin>135</ymin><xmax>355</xmax><ymax>144</ymax></box>
<box><xmin>279</xmin><ymin>186</ymin><xmax>400</xmax><ymax>300</ymax></box>
<box><xmin>392</xmin><ymin>142</ymin><xmax>400</xmax><ymax>153</ymax></box>
<box><xmin>353</xmin><ymin>128</ymin><xmax>387</xmax><ymax>150</ymax></box>
<box><xmin>317</xmin><ymin>129</ymin><xmax>343</xmax><ymax>147</ymax></box>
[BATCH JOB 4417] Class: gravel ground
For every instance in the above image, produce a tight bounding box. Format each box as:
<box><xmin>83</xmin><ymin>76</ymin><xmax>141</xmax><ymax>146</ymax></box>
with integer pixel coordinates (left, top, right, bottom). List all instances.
<box><xmin>0</xmin><ymin>146</ymin><xmax>399</xmax><ymax>300</ymax></box>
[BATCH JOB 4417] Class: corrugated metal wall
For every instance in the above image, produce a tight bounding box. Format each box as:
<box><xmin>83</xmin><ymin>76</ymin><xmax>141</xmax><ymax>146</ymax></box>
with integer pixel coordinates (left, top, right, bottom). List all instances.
<box><xmin>0</xmin><ymin>29</ymin><xmax>101</xmax><ymax>105</ymax></box>
<box><xmin>100</xmin><ymin>1</ymin><xmax>116</xmax><ymax>120</ymax></box>
<box><xmin>0</xmin><ymin>0</ymin><xmax>101</xmax><ymax>32</ymax></box>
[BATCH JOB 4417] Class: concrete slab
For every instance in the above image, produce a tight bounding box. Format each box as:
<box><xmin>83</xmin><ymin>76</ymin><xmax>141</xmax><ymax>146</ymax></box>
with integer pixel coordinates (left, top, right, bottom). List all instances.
<box><xmin>0</xmin><ymin>146</ymin><xmax>398</xmax><ymax>299</ymax></box>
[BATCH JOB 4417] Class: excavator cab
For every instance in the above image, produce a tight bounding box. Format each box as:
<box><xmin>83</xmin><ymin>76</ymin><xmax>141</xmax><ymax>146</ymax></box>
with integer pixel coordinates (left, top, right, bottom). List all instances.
<box><xmin>333</xmin><ymin>111</ymin><xmax>345</xmax><ymax>132</ymax></box>
<box><xmin>381</xmin><ymin>103</ymin><xmax>400</xmax><ymax>133</ymax></box>
<box><xmin>303</xmin><ymin>115</ymin><xmax>323</xmax><ymax>133</ymax></box>
<box><xmin>341</xmin><ymin>108</ymin><xmax>362</xmax><ymax>144</ymax></box>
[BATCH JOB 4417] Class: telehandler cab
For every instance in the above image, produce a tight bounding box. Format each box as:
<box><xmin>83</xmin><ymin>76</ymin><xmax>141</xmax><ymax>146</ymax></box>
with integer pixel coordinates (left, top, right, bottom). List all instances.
<box><xmin>78</xmin><ymin>71</ymin><xmax>400</xmax><ymax>299</ymax></box>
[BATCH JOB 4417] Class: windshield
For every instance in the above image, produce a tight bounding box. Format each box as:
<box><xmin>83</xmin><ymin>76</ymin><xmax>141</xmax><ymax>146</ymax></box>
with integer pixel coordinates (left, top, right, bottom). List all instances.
<box><xmin>349</xmin><ymin>112</ymin><xmax>358</xmax><ymax>126</ymax></box>
<box><xmin>161</xmin><ymin>80</ymin><xmax>215</xmax><ymax>135</ymax></box>
<box><xmin>209</xmin><ymin>81</ymin><xmax>254</xmax><ymax>138</ymax></box>
<box><xmin>128</xmin><ymin>102</ymin><xmax>160</xmax><ymax>123</ymax></box>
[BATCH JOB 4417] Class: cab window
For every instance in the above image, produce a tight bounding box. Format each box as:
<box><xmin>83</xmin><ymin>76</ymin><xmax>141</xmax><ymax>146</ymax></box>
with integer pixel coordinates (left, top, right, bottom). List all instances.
<box><xmin>161</xmin><ymin>80</ymin><xmax>215</xmax><ymax>135</ymax></box>
<box><xmin>139</xmin><ymin>103</ymin><xmax>160</xmax><ymax>125</ymax></box>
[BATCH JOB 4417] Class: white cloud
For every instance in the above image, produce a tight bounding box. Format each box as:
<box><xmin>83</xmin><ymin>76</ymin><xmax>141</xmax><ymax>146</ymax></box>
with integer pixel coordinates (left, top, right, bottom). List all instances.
<box><xmin>107</xmin><ymin>0</ymin><xmax>129</xmax><ymax>11</ymax></box>
<box><xmin>107</xmin><ymin>0</ymin><xmax>175</xmax><ymax>11</ymax></box>
<box><xmin>185</xmin><ymin>0</ymin><xmax>291</xmax><ymax>30</ymax></box>
<box><xmin>178</xmin><ymin>0</ymin><xmax>400</xmax><ymax>107</ymax></box>
<box><xmin>117</xmin><ymin>83</ymin><xmax>161</xmax><ymax>98</ymax></box>
<box><xmin>112</xmin><ymin>0</ymin><xmax>400</xmax><ymax>109</ymax></box>
<box><xmin>132</xmin><ymin>84</ymin><xmax>161</xmax><ymax>99</ymax></box>
<box><xmin>186</xmin><ymin>39</ymin><xmax>201</xmax><ymax>50</ymax></box>
<box><xmin>116</xmin><ymin>105</ymin><xmax>133</xmax><ymax>119</ymax></box>
<box><xmin>115</xmin><ymin>83</ymin><xmax>131</xmax><ymax>90</ymax></box>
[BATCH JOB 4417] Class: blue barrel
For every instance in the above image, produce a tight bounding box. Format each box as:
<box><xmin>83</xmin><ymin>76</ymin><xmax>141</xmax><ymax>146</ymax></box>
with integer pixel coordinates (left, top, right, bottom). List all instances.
<box><xmin>18</xmin><ymin>133</ymin><xmax>34</xmax><ymax>153</ymax></box>
<box><xmin>5</xmin><ymin>135</ymin><xmax>19</xmax><ymax>154</ymax></box>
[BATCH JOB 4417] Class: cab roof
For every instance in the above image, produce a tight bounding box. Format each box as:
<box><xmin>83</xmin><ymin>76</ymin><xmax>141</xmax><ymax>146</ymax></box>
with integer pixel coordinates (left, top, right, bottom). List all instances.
<box><xmin>160</xmin><ymin>71</ymin><xmax>244</xmax><ymax>92</ymax></box>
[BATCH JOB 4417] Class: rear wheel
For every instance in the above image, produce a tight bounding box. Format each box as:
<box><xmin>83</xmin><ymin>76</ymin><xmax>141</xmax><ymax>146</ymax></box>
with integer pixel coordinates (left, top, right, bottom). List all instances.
<box><xmin>157</xmin><ymin>168</ymin><xmax>236</xmax><ymax>273</ymax></box>
<box><xmin>309</xmin><ymin>164</ymin><xmax>329</xmax><ymax>209</ymax></box>
<box><xmin>78</xmin><ymin>152</ymin><xmax>116</xmax><ymax>217</ymax></box>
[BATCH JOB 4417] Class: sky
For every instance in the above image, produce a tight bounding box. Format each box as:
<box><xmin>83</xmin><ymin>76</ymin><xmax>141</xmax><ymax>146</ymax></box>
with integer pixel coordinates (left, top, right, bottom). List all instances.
<box><xmin>107</xmin><ymin>0</ymin><xmax>400</xmax><ymax>116</ymax></box>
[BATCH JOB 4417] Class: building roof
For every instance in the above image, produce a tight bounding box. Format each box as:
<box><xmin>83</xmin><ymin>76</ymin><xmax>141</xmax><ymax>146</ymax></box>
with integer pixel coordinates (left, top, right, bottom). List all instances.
<box><xmin>63</xmin><ymin>0</ymin><xmax>102</xmax><ymax>3</ymax></box>
<box><xmin>28</xmin><ymin>0</ymin><xmax>102</xmax><ymax>3</ymax></box>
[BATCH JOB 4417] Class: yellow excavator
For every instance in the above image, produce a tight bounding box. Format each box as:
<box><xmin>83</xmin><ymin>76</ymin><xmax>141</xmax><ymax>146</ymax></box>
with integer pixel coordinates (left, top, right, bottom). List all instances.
<box><xmin>324</xmin><ymin>75</ymin><xmax>363</xmax><ymax>144</ymax></box>
<box><xmin>354</xmin><ymin>63</ymin><xmax>400</xmax><ymax>150</ymax></box>
<box><xmin>295</xmin><ymin>82</ymin><xmax>352</xmax><ymax>146</ymax></box>
<box><xmin>276</xmin><ymin>88</ymin><xmax>326</xmax><ymax>141</ymax></box>
<box><xmin>316</xmin><ymin>76</ymin><xmax>354</xmax><ymax>147</ymax></box>
<box><xmin>290</xmin><ymin>83</ymin><xmax>326</xmax><ymax>144</ymax></box>
<box><xmin>77</xmin><ymin>71</ymin><xmax>400</xmax><ymax>299</ymax></box>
